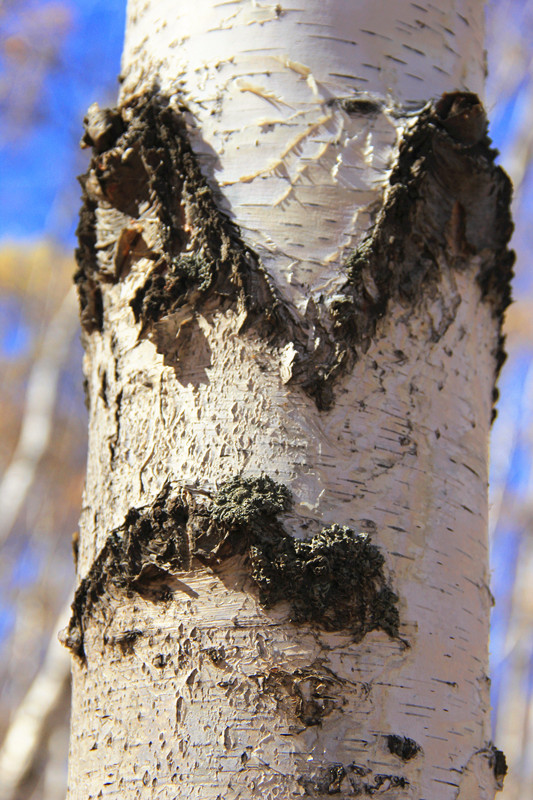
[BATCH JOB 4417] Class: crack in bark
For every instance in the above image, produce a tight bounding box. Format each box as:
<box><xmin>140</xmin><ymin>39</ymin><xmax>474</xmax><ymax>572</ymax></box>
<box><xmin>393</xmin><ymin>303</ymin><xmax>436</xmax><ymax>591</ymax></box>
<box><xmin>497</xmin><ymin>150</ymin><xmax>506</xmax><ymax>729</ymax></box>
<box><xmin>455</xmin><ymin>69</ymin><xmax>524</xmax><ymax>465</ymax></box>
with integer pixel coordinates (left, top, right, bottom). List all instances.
<box><xmin>75</xmin><ymin>90</ymin><xmax>513</xmax><ymax>411</ymax></box>
<box><xmin>61</xmin><ymin>476</ymin><xmax>399</xmax><ymax>662</ymax></box>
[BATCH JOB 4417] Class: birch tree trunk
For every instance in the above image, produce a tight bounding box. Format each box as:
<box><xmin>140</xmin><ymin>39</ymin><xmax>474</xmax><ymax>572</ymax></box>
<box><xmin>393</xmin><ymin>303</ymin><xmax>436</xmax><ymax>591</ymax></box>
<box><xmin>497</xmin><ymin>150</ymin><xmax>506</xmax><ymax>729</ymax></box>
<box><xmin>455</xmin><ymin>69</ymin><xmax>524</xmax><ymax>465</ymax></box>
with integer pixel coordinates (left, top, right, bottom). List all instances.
<box><xmin>63</xmin><ymin>1</ymin><xmax>513</xmax><ymax>798</ymax></box>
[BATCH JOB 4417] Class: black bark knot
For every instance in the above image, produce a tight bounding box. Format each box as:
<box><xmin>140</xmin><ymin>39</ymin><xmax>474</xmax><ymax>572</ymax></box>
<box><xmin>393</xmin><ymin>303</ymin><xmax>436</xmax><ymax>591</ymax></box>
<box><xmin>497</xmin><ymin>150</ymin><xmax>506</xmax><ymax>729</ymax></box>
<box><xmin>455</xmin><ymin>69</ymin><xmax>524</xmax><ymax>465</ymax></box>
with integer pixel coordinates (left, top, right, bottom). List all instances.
<box><xmin>488</xmin><ymin>744</ymin><xmax>507</xmax><ymax>784</ymax></box>
<box><xmin>387</xmin><ymin>734</ymin><xmax>421</xmax><ymax>761</ymax></box>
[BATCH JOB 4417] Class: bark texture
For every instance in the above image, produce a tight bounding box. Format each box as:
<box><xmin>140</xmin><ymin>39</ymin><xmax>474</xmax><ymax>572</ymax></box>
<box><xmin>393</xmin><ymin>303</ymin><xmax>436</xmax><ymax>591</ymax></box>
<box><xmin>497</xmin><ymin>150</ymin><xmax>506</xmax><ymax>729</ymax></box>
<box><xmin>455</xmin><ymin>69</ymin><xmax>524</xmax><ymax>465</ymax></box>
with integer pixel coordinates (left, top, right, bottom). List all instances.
<box><xmin>66</xmin><ymin>2</ymin><xmax>512</xmax><ymax>798</ymax></box>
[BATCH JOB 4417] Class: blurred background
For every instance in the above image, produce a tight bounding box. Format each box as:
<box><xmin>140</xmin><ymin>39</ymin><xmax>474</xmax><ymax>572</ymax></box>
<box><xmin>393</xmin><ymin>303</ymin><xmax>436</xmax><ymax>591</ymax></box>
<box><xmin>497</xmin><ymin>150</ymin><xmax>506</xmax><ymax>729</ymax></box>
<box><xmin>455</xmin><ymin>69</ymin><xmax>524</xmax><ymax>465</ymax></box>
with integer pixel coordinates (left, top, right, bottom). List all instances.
<box><xmin>0</xmin><ymin>0</ymin><xmax>531</xmax><ymax>798</ymax></box>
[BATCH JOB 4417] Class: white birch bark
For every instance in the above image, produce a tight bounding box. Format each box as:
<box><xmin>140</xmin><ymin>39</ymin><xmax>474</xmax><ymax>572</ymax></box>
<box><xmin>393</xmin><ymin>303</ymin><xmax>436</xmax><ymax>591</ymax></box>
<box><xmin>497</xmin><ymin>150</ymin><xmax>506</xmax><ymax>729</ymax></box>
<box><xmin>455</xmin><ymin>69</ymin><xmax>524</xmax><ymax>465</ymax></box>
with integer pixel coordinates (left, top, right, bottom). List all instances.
<box><xmin>65</xmin><ymin>2</ymin><xmax>511</xmax><ymax>798</ymax></box>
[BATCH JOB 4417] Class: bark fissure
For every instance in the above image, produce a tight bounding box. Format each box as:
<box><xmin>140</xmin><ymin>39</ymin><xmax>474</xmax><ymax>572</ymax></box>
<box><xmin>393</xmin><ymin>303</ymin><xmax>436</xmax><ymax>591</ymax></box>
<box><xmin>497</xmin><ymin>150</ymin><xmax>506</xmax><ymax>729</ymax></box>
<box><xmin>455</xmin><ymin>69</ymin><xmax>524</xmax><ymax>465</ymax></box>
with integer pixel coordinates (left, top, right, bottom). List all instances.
<box><xmin>75</xmin><ymin>90</ymin><xmax>513</xmax><ymax>412</ymax></box>
<box><xmin>61</xmin><ymin>476</ymin><xmax>399</xmax><ymax>662</ymax></box>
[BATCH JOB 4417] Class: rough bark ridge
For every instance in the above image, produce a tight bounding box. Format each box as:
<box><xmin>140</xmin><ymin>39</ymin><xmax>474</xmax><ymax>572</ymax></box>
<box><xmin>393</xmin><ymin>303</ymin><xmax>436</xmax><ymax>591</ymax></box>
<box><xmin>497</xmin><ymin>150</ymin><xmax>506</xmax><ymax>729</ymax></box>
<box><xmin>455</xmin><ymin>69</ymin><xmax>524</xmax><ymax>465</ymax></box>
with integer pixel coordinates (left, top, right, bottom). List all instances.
<box><xmin>75</xmin><ymin>90</ymin><xmax>513</xmax><ymax>411</ymax></box>
<box><xmin>75</xmin><ymin>94</ymin><xmax>278</xmax><ymax>334</ymax></box>
<box><xmin>332</xmin><ymin>93</ymin><xmax>513</xmax><ymax>377</ymax></box>
<box><xmin>62</xmin><ymin>477</ymin><xmax>399</xmax><ymax>662</ymax></box>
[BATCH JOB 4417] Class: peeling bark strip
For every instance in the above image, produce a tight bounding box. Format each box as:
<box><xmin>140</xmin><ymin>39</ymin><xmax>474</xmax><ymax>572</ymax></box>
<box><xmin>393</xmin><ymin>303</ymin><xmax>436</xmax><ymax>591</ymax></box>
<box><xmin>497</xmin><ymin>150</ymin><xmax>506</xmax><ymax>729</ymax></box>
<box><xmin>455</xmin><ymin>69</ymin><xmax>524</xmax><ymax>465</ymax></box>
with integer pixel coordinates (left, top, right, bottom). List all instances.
<box><xmin>75</xmin><ymin>90</ymin><xmax>513</xmax><ymax>409</ymax></box>
<box><xmin>61</xmin><ymin>476</ymin><xmax>399</xmax><ymax>661</ymax></box>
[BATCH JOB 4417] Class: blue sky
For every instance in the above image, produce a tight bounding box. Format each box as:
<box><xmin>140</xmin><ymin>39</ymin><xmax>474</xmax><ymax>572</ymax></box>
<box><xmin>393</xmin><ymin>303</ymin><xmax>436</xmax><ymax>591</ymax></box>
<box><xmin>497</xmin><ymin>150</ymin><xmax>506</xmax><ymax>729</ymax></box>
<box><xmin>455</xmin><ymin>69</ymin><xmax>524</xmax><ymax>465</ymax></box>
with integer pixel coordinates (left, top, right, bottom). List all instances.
<box><xmin>0</xmin><ymin>0</ymin><xmax>126</xmax><ymax>243</ymax></box>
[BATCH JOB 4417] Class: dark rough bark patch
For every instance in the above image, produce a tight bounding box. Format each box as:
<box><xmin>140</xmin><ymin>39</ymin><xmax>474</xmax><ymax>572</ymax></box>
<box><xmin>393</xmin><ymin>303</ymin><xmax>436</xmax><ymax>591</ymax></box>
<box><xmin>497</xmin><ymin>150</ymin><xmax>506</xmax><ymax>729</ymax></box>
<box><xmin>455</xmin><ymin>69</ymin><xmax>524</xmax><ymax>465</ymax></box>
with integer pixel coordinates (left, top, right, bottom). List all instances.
<box><xmin>434</xmin><ymin>92</ymin><xmax>487</xmax><ymax>145</ymax></box>
<box><xmin>258</xmin><ymin>667</ymin><xmax>343</xmax><ymax>728</ymax></box>
<box><xmin>76</xmin><ymin>91</ymin><xmax>341</xmax><ymax>407</ymax></box>
<box><xmin>299</xmin><ymin>763</ymin><xmax>347</xmax><ymax>795</ymax></box>
<box><xmin>298</xmin><ymin>762</ymin><xmax>409</xmax><ymax>797</ymax></box>
<box><xmin>75</xmin><ymin>91</ymin><xmax>284</xmax><ymax>340</ymax></box>
<box><xmin>386</xmin><ymin>734</ymin><xmax>421</xmax><ymax>760</ymax></box>
<box><xmin>204</xmin><ymin>645</ymin><xmax>227</xmax><ymax>668</ymax></box>
<box><xmin>75</xmin><ymin>90</ymin><xmax>513</xmax><ymax>411</ymax></box>
<box><xmin>249</xmin><ymin>523</ymin><xmax>399</xmax><ymax>637</ymax></box>
<box><xmin>61</xmin><ymin>476</ymin><xmax>399</xmax><ymax>661</ymax></box>
<box><xmin>331</xmin><ymin>92</ymin><xmax>514</xmax><ymax>398</ymax></box>
<box><xmin>75</xmin><ymin>90</ymin><xmax>512</xmax><ymax>410</ymax></box>
<box><xmin>59</xmin><ymin>489</ymin><xmax>189</xmax><ymax>659</ymax></box>
<box><xmin>103</xmin><ymin>628</ymin><xmax>142</xmax><ymax>655</ymax></box>
<box><xmin>363</xmin><ymin>774</ymin><xmax>409</xmax><ymax>794</ymax></box>
<box><xmin>74</xmin><ymin>195</ymin><xmax>103</xmax><ymax>333</ymax></box>
<box><xmin>81</xmin><ymin>102</ymin><xmax>125</xmax><ymax>154</ymax></box>
<box><xmin>211</xmin><ymin>474</ymin><xmax>291</xmax><ymax>525</ymax></box>
<box><xmin>338</xmin><ymin>97</ymin><xmax>382</xmax><ymax>116</ymax></box>
<box><xmin>487</xmin><ymin>743</ymin><xmax>507</xmax><ymax>788</ymax></box>
<box><xmin>208</xmin><ymin>476</ymin><xmax>400</xmax><ymax>639</ymax></box>
<box><xmin>130</xmin><ymin>253</ymin><xmax>212</xmax><ymax>324</ymax></box>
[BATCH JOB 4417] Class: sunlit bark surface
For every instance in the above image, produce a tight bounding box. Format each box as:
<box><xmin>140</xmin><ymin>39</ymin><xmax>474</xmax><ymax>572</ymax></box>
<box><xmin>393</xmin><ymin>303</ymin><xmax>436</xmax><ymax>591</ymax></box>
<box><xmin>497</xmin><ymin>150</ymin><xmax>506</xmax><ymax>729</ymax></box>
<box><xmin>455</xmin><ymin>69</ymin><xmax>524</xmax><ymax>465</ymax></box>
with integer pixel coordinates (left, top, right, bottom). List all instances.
<box><xmin>66</xmin><ymin>2</ymin><xmax>510</xmax><ymax>799</ymax></box>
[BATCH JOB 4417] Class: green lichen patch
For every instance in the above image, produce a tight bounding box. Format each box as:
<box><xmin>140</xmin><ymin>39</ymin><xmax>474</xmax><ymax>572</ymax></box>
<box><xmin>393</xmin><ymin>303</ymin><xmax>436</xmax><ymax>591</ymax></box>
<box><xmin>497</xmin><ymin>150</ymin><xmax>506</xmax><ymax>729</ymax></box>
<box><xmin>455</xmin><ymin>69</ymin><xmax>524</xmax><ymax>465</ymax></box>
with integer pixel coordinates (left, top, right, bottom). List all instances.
<box><xmin>212</xmin><ymin>475</ymin><xmax>291</xmax><ymax>526</ymax></box>
<box><xmin>131</xmin><ymin>253</ymin><xmax>213</xmax><ymax>323</ymax></box>
<box><xmin>62</xmin><ymin>477</ymin><xmax>399</xmax><ymax>662</ymax></box>
<box><xmin>250</xmin><ymin>524</ymin><xmax>399</xmax><ymax>639</ymax></box>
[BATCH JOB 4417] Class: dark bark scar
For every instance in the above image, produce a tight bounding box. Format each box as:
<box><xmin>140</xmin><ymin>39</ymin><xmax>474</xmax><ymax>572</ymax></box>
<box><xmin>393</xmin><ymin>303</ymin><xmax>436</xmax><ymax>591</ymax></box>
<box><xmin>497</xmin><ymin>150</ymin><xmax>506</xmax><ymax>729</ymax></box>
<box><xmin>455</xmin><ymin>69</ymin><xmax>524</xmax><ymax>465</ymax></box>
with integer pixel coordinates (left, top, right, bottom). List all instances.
<box><xmin>75</xmin><ymin>90</ymin><xmax>513</xmax><ymax>412</ymax></box>
<box><xmin>61</xmin><ymin>476</ymin><xmax>400</xmax><ymax>663</ymax></box>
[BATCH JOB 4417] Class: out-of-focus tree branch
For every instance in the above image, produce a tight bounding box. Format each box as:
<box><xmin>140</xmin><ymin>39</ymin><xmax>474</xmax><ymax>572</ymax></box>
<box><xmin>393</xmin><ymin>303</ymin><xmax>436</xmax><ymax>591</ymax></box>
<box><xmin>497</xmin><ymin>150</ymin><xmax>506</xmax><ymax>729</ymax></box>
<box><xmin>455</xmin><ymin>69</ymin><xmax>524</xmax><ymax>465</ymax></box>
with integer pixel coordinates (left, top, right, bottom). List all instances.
<box><xmin>0</xmin><ymin>605</ymin><xmax>71</xmax><ymax>800</ymax></box>
<box><xmin>0</xmin><ymin>286</ymin><xmax>78</xmax><ymax>548</ymax></box>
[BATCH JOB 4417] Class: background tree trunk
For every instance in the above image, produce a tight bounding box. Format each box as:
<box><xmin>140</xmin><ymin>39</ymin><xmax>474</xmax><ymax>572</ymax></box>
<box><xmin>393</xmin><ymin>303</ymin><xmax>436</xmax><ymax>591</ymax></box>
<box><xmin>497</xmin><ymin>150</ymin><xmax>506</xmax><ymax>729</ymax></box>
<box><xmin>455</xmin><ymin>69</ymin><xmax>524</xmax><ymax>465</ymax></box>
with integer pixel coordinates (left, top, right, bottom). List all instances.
<box><xmin>64</xmin><ymin>2</ymin><xmax>513</xmax><ymax>798</ymax></box>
